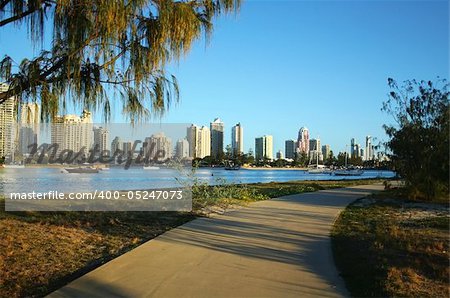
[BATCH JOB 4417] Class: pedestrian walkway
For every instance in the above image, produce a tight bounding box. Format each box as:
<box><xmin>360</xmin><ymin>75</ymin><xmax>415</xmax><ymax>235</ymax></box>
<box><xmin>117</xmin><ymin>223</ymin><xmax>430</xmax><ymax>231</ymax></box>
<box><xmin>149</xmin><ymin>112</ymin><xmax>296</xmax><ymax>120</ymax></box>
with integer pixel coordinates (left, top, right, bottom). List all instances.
<box><xmin>49</xmin><ymin>184</ymin><xmax>384</xmax><ymax>298</ymax></box>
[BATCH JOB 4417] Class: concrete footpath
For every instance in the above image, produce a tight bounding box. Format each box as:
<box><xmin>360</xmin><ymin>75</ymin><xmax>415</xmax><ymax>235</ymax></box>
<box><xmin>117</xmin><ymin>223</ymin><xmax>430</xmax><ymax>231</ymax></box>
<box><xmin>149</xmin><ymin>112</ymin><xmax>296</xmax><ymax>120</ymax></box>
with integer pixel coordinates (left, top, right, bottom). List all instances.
<box><xmin>49</xmin><ymin>184</ymin><xmax>384</xmax><ymax>298</ymax></box>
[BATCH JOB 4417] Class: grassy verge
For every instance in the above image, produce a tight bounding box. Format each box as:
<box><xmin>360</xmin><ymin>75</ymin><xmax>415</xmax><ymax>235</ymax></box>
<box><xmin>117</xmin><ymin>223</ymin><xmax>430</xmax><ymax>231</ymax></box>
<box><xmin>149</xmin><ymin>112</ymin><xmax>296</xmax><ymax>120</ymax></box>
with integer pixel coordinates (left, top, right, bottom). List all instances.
<box><xmin>331</xmin><ymin>189</ymin><xmax>449</xmax><ymax>297</ymax></box>
<box><xmin>1</xmin><ymin>178</ymin><xmax>384</xmax><ymax>297</ymax></box>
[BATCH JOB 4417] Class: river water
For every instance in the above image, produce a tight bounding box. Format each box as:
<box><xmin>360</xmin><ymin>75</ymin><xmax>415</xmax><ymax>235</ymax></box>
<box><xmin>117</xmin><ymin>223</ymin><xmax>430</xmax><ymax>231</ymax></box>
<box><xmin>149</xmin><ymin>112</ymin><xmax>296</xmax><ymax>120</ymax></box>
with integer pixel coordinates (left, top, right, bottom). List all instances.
<box><xmin>0</xmin><ymin>167</ymin><xmax>395</xmax><ymax>195</ymax></box>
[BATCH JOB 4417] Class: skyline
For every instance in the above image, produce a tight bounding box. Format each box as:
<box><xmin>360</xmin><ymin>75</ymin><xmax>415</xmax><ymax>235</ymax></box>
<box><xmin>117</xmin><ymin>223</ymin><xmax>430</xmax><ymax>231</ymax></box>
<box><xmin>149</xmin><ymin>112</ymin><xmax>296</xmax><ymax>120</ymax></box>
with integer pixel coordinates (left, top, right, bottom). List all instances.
<box><xmin>0</xmin><ymin>1</ymin><xmax>448</xmax><ymax>153</ymax></box>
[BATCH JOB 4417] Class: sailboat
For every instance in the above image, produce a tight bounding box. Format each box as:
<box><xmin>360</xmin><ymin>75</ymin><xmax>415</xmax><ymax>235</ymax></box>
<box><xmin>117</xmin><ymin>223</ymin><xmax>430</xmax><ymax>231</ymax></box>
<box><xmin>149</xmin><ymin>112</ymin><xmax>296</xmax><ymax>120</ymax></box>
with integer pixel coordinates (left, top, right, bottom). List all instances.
<box><xmin>307</xmin><ymin>142</ymin><xmax>331</xmax><ymax>174</ymax></box>
<box><xmin>333</xmin><ymin>151</ymin><xmax>364</xmax><ymax>176</ymax></box>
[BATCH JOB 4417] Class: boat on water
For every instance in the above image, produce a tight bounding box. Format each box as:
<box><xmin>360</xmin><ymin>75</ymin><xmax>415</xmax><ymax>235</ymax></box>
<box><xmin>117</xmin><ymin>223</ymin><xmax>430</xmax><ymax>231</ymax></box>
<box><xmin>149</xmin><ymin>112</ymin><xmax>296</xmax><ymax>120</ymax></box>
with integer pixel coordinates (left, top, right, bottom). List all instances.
<box><xmin>143</xmin><ymin>166</ymin><xmax>160</xmax><ymax>170</ymax></box>
<box><xmin>3</xmin><ymin>164</ymin><xmax>25</xmax><ymax>169</ymax></box>
<box><xmin>308</xmin><ymin>166</ymin><xmax>332</xmax><ymax>174</ymax></box>
<box><xmin>307</xmin><ymin>141</ymin><xmax>331</xmax><ymax>174</ymax></box>
<box><xmin>63</xmin><ymin>167</ymin><xmax>99</xmax><ymax>174</ymax></box>
<box><xmin>331</xmin><ymin>146</ymin><xmax>364</xmax><ymax>176</ymax></box>
<box><xmin>333</xmin><ymin>168</ymin><xmax>364</xmax><ymax>176</ymax></box>
<box><xmin>224</xmin><ymin>165</ymin><xmax>241</xmax><ymax>170</ymax></box>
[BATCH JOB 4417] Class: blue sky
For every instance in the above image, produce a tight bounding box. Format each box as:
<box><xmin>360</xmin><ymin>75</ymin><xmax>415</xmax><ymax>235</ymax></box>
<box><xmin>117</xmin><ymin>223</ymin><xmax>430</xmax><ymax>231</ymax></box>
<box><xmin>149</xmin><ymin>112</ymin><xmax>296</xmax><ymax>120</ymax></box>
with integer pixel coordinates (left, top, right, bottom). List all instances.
<box><xmin>0</xmin><ymin>0</ymin><xmax>448</xmax><ymax>154</ymax></box>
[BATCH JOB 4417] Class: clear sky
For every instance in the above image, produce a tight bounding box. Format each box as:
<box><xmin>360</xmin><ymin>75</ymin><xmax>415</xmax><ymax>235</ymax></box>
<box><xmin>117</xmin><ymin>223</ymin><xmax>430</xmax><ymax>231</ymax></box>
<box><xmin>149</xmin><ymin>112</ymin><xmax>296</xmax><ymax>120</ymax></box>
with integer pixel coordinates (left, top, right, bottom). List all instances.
<box><xmin>0</xmin><ymin>0</ymin><xmax>448</xmax><ymax>154</ymax></box>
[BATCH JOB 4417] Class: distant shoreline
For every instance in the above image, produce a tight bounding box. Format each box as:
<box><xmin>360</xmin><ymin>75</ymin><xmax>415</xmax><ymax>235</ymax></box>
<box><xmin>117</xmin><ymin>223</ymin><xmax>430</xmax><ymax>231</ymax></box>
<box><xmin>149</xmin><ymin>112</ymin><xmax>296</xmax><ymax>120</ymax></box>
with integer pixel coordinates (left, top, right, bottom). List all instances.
<box><xmin>242</xmin><ymin>166</ymin><xmax>308</xmax><ymax>171</ymax></box>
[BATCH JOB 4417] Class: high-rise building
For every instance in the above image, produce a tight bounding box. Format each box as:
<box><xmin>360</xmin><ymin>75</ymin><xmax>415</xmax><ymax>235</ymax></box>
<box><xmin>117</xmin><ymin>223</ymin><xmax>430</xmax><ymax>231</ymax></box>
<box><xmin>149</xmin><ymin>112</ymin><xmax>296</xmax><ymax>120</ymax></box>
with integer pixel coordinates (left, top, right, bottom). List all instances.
<box><xmin>309</xmin><ymin>138</ymin><xmax>321</xmax><ymax>152</ymax></box>
<box><xmin>175</xmin><ymin>139</ymin><xmax>189</xmax><ymax>159</ymax></box>
<box><xmin>210</xmin><ymin>118</ymin><xmax>224</xmax><ymax>159</ymax></box>
<box><xmin>19</xmin><ymin>103</ymin><xmax>40</xmax><ymax>154</ymax></box>
<box><xmin>276</xmin><ymin>150</ymin><xmax>283</xmax><ymax>160</ymax></box>
<box><xmin>187</xmin><ymin>124</ymin><xmax>210</xmax><ymax>159</ymax></box>
<box><xmin>365</xmin><ymin>136</ymin><xmax>372</xmax><ymax>161</ymax></box>
<box><xmin>123</xmin><ymin>141</ymin><xmax>132</xmax><ymax>157</ymax></box>
<box><xmin>111</xmin><ymin>136</ymin><xmax>122</xmax><ymax>153</ymax></box>
<box><xmin>285</xmin><ymin>139</ymin><xmax>296</xmax><ymax>159</ymax></box>
<box><xmin>93</xmin><ymin>126</ymin><xmax>109</xmax><ymax>153</ymax></box>
<box><xmin>322</xmin><ymin>144</ymin><xmax>331</xmax><ymax>160</ymax></box>
<box><xmin>360</xmin><ymin>148</ymin><xmax>365</xmax><ymax>161</ymax></box>
<box><xmin>0</xmin><ymin>83</ymin><xmax>16</xmax><ymax>160</ymax></box>
<box><xmin>144</xmin><ymin>132</ymin><xmax>172</xmax><ymax>161</ymax></box>
<box><xmin>350</xmin><ymin>138</ymin><xmax>356</xmax><ymax>157</ymax></box>
<box><xmin>297</xmin><ymin>127</ymin><xmax>309</xmax><ymax>155</ymax></box>
<box><xmin>355</xmin><ymin>144</ymin><xmax>361</xmax><ymax>158</ymax></box>
<box><xmin>309</xmin><ymin>138</ymin><xmax>323</xmax><ymax>162</ymax></box>
<box><xmin>51</xmin><ymin>110</ymin><xmax>93</xmax><ymax>156</ymax></box>
<box><xmin>255</xmin><ymin>135</ymin><xmax>273</xmax><ymax>160</ymax></box>
<box><xmin>231</xmin><ymin>123</ymin><xmax>244</xmax><ymax>156</ymax></box>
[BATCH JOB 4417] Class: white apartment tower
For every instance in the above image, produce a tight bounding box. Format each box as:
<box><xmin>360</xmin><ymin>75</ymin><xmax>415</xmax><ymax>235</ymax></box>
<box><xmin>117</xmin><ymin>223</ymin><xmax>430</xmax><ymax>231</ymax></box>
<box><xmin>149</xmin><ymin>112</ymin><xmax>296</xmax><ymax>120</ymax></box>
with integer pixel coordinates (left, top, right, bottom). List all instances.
<box><xmin>19</xmin><ymin>103</ymin><xmax>40</xmax><ymax>154</ymax></box>
<box><xmin>231</xmin><ymin>123</ymin><xmax>244</xmax><ymax>156</ymax></box>
<box><xmin>0</xmin><ymin>83</ymin><xmax>16</xmax><ymax>160</ymax></box>
<box><xmin>210</xmin><ymin>118</ymin><xmax>224</xmax><ymax>159</ymax></box>
<box><xmin>255</xmin><ymin>135</ymin><xmax>273</xmax><ymax>160</ymax></box>
<box><xmin>175</xmin><ymin>139</ymin><xmax>190</xmax><ymax>159</ymax></box>
<box><xmin>187</xmin><ymin>124</ymin><xmax>211</xmax><ymax>159</ymax></box>
<box><xmin>51</xmin><ymin>110</ymin><xmax>93</xmax><ymax>155</ymax></box>
<box><xmin>144</xmin><ymin>132</ymin><xmax>172</xmax><ymax>160</ymax></box>
<box><xmin>365</xmin><ymin>136</ymin><xmax>372</xmax><ymax>161</ymax></box>
<box><xmin>93</xmin><ymin>126</ymin><xmax>109</xmax><ymax>152</ymax></box>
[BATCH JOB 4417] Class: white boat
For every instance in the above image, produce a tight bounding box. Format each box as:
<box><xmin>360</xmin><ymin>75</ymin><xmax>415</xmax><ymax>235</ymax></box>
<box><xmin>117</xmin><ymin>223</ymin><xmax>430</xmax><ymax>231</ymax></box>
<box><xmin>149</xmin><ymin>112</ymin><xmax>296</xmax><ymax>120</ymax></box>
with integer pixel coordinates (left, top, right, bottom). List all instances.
<box><xmin>307</xmin><ymin>141</ymin><xmax>330</xmax><ymax>174</ymax></box>
<box><xmin>308</xmin><ymin>166</ymin><xmax>332</xmax><ymax>174</ymax></box>
<box><xmin>224</xmin><ymin>165</ymin><xmax>241</xmax><ymax>171</ymax></box>
<box><xmin>334</xmin><ymin>168</ymin><xmax>364</xmax><ymax>176</ymax></box>
<box><xmin>3</xmin><ymin>164</ymin><xmax>25</xmax><ymax>169</ymax></box>
<box><xmin>143</xmin><ymin>166</ymin><xmax>160</xmax><ymax>170</ymax></box>
<box><xmin>332</xmin><ymin>149</ymin><xmax>364</xmax><ymax>176</ymax></box>
<box><xmin>63</xmin><ymin>167</ymin><xmax>99</xmax><ymax>174</ymax></box>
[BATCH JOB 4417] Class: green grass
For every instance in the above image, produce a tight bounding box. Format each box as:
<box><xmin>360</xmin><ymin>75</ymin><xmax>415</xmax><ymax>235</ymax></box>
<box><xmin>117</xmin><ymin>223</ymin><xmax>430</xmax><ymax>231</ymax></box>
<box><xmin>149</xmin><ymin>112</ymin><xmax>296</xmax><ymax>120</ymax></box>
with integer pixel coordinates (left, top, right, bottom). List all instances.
<box><xmin>1</xmin><ymin>178</ymin><xmax>385</xmax><ymax>297</ymax></box>
<box><xmin>331</xmin><ymin>191</ymin><xmax>449</xmax><ymax>297</ymax></box>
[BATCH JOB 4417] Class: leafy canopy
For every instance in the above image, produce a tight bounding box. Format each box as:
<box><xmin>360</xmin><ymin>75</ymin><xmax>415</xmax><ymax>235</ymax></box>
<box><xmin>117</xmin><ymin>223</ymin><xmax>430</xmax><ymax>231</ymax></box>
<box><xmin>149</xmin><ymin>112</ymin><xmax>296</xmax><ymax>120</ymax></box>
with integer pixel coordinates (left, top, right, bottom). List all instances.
<box><xmin>0</xmin><ymin>0</ymin><xmax>241</xmax><ymax>122</ymax></box>
<box><xmin>382</xmin><ymin>78</ymin><xmax>449</xmax><ymax>200</ymax></box>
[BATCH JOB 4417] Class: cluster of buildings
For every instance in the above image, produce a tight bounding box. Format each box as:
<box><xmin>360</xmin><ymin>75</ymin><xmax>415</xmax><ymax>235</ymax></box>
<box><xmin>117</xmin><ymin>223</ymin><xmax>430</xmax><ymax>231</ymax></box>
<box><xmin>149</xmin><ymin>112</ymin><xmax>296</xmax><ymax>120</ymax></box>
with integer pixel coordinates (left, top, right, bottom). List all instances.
<box><xmin>184</xmin><ymin>120</ymin><xmax>243</xmax><ymax>159</ymax></box>
<box><xmin>0</xmin><ymin>83</ymin><xmax>380</xmax><ymax>164</ymax></box>
<box><xmin>106</xmin><ymin>119</ymin><xmax>244</xmax><ymax>162</ymax></box>
<box><xmin>0</xmin><ymin>83</ymin><xmax>41</xmax><ymax>162</ymax></box>
<box><xmin>257</xmin><ymin>127</ymin><xmax>378</xmax><ymax>163</ymax></box>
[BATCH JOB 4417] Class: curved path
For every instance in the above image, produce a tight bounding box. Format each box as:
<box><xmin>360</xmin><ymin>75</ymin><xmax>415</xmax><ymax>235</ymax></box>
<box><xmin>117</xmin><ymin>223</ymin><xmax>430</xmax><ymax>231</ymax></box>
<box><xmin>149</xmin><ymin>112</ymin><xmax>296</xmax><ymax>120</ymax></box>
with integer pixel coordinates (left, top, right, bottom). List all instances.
<box><xmin>49</xmin><ymin>184</ymin><xmax>383</xmax><ymax>298</ymax></box>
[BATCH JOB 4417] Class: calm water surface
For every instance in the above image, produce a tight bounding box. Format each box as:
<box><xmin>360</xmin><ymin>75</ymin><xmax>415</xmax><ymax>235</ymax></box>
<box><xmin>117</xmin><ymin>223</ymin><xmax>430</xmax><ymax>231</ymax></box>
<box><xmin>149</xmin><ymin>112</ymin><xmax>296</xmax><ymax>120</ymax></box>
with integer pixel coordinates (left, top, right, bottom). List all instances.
<box><xmin>0</xmin><ymin>167</ymin><xmax>395</xmax><ymax>195</ymax></box>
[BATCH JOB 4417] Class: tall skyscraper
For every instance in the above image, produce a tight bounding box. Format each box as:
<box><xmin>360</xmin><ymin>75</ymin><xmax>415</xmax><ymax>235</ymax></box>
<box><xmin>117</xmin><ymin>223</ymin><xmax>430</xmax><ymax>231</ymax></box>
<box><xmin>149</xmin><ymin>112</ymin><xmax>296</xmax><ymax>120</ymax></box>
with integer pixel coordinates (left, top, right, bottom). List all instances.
<box><xmin>297</xmin><ymin>127</ymin><xmax>309</xmax><ymax>155</ymax></box>
<box><xmin>309</xmin><ymin>138</ymin><xmax>323</xmax><ymax>162</ymax></box>
<box><xmin>0</xmin><ymin>83</ymin><xmax>16</xmax><ymax>160</ymax></box>
<box><xmin>93</xmin><ymin>126</ymin><xmax>109</xmax><ymax>153</ymax></box>
<box><xmin>231</xmin><ymin>123</ymin><xmax>244</xmax><ymax>156</ymax></box>
<box><xmin>355</xmin><ymin>143</ymin><xmax>361</xmax><ymax>158</ymax></box>
<box><xmin>350</xmin><ymin>138</ymin><xmax>356</xmax><ymax>157</ymax></box>
<box><xmin>210</xmin><ymin>118</ymin><xmax>224</xmax><ymax>159</ymax></box>
<box><xmin>175</xmin><ymin>139</ymin><xmax>190</xmax><ymax>159</ymax></box>
<box><xmin>322</xmin><ymin>144</ymin><xmax>331</xmax><ymax>160</ymax></box>
<box><xmin>285</xmin><ymin>139</ymin><xmax>296</xmax><ymax>159</ymax></box>
<box><xmin>187</xmin><ymin>124</ymin><xmax>211</xmax><ymax>159</ymax></box>
<box><xmin>19</xmin><ymin>103</ymin><xmax>40</xmax><ymax>154</ymax></box>
<box><xmin>51</xmin><ymin>110</ymin><xmax>93</xmax><ymax>156</ymax></box>
<box><xmin>309</xmin><ymin>138</ymin><xmax>321</xmax><ymax>152</ymax></box>
<box><xmin>111</xmin><ymin>136</ymin><xmax>122</xmax><ymax>154</ymax></box>
<box><xmin>255</xmin><ymin>135</ymin><xmax>273</xmax><ymax>160</ymax></box>
<box><xmin>365</xmin><ymin>136</ymin><xmax>372</xmax><ymax>161</ymax></box>
<box><xmin>144</xmin><ymin>132</ymin><xmax>172</xmax><ymax>160</ymax></box>
<box><xmin>123</xmin><ymin>141</ymin><xmax>132</xmax><ymax>156</ymax></box>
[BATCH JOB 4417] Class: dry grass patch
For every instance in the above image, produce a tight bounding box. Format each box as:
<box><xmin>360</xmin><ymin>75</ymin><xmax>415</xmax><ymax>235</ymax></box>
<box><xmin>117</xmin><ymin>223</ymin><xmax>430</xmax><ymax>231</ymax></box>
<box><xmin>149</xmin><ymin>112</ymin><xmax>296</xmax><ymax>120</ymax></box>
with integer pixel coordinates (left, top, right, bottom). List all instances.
<box><xmin>0</xmin><ymin>209</ymin><xmax>194</xmax><ymax>297</ymax></box>
<box><xmin>332</xmin><ymin>191</ymin><xmax>449</xmax><ymax>297</ymax></box>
